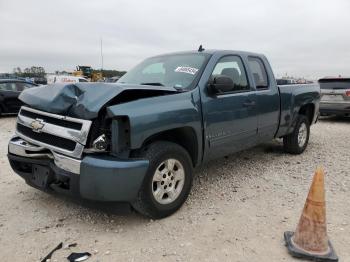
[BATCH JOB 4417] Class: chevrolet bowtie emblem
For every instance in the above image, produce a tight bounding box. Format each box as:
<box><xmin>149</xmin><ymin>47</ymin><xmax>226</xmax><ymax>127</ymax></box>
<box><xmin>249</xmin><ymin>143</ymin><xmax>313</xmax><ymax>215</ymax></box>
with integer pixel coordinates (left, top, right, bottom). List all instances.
<box><xmin>30</xmin><ymin>119</ymin><xmax>45</xmax><ymax>132</ymax></box>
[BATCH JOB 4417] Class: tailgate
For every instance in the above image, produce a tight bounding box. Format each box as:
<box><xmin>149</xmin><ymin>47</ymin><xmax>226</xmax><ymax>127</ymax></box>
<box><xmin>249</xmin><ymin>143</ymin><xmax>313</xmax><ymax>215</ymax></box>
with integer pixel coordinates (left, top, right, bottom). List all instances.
<box><xmin>319</xmin><ymin>78</ymin><xmax>350</xmax><ymax>103</ymax></box>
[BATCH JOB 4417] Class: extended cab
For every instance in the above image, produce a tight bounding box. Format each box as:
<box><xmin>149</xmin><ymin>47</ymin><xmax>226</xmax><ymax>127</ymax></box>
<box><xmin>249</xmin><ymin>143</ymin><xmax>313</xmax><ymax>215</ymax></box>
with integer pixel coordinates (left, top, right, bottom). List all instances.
<box><xmin>8</xmin><ymin>50</ymin><xmax>320</xmax><ymax>218</ymax></box>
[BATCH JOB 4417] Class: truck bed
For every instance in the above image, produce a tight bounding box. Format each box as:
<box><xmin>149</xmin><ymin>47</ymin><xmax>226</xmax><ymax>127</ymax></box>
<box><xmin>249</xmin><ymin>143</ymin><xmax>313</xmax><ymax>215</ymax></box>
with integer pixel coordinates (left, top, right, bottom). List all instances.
<box><xmin>276</xmin><ymin>83</ymin><xmax>320</xmax><ymax>137</ymax></box>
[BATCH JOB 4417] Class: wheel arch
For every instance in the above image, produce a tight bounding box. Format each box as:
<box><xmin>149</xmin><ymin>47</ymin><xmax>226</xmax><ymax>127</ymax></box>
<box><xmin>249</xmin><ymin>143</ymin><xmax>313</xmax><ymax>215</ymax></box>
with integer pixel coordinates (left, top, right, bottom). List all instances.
<box><xmin>298</xmin><ymin>103</ymin><xmax>315</xmax><ymax>125</ymax></box>
<box><xmin>138</xmin><ymin>127</ymin><xmax>199</xmax><ymax>167</ymax></box>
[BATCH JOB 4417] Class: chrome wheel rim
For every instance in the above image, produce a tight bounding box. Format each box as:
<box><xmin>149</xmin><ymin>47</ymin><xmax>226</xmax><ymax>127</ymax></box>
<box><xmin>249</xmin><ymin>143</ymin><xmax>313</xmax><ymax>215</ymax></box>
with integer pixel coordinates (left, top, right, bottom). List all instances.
<box><xmin>152</xmin><ymin>159</ymin><xmax>185</xmax><ymax>205</ymax></box>
<box><xmin>298</xmin><ymin>123</ymin><xmax>307</xmax><ymax>147</ymax></box>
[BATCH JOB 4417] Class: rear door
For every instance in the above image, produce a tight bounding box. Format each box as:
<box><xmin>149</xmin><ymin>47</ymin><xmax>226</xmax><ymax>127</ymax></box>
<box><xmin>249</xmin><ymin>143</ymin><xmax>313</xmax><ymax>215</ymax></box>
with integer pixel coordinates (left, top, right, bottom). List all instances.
<box><xmin>247</xmin><ymin>56</ymin><xmax>280</xmax><ymax>142</ymax></box>
<box><xmin>202</xmin><ymin>55</ymin><xmax>258</xmax><ymax>160</ymax></box>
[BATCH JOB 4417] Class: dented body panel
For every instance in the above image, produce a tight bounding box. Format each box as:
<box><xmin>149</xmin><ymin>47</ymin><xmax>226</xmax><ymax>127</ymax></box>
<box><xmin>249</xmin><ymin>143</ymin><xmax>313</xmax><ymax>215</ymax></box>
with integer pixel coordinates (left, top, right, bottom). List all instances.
<box><xmin>276</xmin><ymin>84</ymin><xmax>320</xmax><ymax>137</ymax></box>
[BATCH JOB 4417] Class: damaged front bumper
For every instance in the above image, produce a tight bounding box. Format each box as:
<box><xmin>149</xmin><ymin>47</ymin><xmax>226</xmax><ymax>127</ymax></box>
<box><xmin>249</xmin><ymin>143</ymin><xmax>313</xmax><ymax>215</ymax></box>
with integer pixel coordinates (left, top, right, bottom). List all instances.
<box><xmin>8</xmin><ymin>137</ymin><xmax>149</xmax><ymax>202</ymax></box>
<box><xmin>9</xmin><ymin>136</ymin><xmax>81</xmax><ymax>174</ymax></box>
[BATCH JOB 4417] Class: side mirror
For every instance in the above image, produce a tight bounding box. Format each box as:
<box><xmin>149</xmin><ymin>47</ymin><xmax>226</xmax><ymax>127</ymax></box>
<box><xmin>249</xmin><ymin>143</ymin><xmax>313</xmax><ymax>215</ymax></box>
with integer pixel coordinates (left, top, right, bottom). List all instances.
<box><xmin>209</xmin><ymin>76</ymin><xmax>234</xmax><ymax>94</ymax></box>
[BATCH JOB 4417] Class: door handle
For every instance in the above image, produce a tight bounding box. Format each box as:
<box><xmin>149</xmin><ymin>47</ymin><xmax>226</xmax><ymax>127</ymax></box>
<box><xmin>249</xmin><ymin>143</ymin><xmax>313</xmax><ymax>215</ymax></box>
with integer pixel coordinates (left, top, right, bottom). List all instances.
<box><xmin>243</xmin><ymin>100</ymin><xmax>256</xmax><ymax>107</ymax></box>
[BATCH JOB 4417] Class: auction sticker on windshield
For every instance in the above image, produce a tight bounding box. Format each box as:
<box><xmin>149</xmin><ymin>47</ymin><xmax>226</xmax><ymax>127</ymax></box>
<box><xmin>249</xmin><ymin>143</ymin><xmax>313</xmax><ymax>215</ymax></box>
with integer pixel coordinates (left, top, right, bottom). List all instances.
<box><xmin>174</xmin><ymin>66</ymin><xmax>199</xmax><ymax>75</ymax></box>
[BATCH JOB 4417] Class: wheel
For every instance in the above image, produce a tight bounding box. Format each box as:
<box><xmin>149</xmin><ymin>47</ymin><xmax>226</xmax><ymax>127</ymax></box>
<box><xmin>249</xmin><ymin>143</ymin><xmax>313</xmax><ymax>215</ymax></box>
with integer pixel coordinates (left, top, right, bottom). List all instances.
<box><xmin>283</xmin><ymin>115</ymin><xmax>310</xmax><ymax>154</ymax></box>
<box><xmin>132</xmin><ymin>141</ymin><xmax>193</xmax><ymax>219</ymax></box>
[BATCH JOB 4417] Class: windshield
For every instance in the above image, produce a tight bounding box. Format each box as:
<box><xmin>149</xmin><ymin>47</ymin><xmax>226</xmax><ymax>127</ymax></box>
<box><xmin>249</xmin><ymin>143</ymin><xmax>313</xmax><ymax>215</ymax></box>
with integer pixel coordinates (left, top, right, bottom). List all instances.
<box><xmin>118</xmin><ymin>53</ymin><xmax>209</xmax><ymax>89</ymax></box>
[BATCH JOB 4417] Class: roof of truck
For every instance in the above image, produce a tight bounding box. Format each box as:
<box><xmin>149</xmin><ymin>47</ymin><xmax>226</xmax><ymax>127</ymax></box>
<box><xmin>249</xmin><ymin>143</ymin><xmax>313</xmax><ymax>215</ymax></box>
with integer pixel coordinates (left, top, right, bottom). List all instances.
<box><xmin>152</xmin><ymin>49</ymin><xmax>265</xmax><ymax>58</ymax></box>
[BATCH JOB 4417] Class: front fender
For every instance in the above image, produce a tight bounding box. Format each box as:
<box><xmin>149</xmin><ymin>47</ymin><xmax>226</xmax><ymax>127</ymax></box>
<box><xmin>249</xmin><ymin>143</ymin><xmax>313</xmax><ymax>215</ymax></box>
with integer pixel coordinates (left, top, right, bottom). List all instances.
<box><xmin>106</xmin><ymin>89</ymin><xmax>203</xmax><ymax>151</ymax></box>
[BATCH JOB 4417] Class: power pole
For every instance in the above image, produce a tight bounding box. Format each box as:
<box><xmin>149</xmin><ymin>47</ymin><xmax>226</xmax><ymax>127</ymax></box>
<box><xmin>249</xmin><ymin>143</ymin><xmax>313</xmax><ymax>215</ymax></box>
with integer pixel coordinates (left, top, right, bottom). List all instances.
<box><xmin>100</xmin><ymin>37</ymin><xmax>104</xmax><ymax>71</ymax></box>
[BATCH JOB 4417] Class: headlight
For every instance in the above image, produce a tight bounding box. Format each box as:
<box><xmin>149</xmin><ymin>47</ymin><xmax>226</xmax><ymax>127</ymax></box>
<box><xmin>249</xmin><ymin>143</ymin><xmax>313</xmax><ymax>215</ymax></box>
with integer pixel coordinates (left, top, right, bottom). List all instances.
<box><xmin>92</xmin><ymin>134</ymin><xmax>108</xmax><ymax>151</ymax></box>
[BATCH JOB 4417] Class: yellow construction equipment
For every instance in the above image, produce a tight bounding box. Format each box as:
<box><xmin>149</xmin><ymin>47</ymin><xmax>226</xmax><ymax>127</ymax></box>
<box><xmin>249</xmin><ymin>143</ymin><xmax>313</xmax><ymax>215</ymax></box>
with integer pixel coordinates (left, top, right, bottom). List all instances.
<box><xmin>73</xmin><ymin>66</ymin><xmax>103</xmax><ymax>82</ymax></box>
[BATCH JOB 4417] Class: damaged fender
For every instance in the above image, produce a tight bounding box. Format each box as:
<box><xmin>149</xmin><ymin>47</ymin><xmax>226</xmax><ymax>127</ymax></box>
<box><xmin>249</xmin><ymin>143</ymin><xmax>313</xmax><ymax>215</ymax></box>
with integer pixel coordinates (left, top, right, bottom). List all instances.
<box><xmin>106</xmin><ymin>88</ymin><xmax>203</xmax><ymax>165</ymax></box>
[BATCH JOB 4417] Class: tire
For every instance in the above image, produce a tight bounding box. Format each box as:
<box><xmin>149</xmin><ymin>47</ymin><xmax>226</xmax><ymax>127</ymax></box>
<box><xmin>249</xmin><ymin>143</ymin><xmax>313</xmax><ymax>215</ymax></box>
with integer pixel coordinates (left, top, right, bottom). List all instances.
<box><xmin>283</xmin><ymin>115</ymin><xmax>310</xmax><ymax>154</ymax></box>
<box><xmin>132</xmin><ymin>141</ymin><xmax>193</xmax><ymax>219</ymax></box>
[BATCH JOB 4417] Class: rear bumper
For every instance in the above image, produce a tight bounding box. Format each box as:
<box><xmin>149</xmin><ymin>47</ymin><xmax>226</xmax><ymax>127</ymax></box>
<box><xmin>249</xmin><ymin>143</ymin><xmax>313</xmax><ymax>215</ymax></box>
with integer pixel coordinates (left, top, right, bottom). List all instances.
<box><xmin>8</xmin><ymin>138</ymin><xmax>149</xmax><ymax>202</ymax></box>
<box><xmin>320</xmin><ymin>102</ymin><xmax>350</xmax><ymax>115</ymax></box>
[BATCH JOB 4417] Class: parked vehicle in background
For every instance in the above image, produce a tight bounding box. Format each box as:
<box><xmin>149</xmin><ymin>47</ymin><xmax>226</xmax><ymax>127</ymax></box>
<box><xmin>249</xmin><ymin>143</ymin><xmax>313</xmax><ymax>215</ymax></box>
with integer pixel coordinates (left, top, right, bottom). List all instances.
<box><xmin>105</xmin><ymin>76</ymin><xmax>120</xmax><ymax>83</ymax></box>
<box><xmin>0</xmin><ymin>79</ymin><xmax>37</xmax><ymax>115</ymax></box>
<box><xmin>8</xmin><ymin>49</ymin><xmax>320</xmax><ymax>218</ymax></box>
<box><xmin>47</xmin><ymin>75</ymin><xmax>88</xmax><ymax>84</ymax></box>
<box><xmin>30</xmin><ymin>77</ymin><xmax>47</xmax><ymax>85</ymax></box>
<box><xmin>276</xmin><ymin>78</ymin><xmax>297</xmax><ymax>85</ymax></box>
<box><xmin>319</xmin><ymin>77</ymin><xmax>350</xmax><ymax>116</ymax></box>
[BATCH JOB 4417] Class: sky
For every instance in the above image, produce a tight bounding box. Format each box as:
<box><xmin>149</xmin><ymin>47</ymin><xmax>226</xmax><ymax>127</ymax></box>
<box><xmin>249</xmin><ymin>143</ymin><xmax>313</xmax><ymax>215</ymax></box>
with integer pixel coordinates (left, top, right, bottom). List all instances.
<box><xmin>0</xmin><ymin>0</ymin><xmax>349</xmax><ymax>79</ymax></box>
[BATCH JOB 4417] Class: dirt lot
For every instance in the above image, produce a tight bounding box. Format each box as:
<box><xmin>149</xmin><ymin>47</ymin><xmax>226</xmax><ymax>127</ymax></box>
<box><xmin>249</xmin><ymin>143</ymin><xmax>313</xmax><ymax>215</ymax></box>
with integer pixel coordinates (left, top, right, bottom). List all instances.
<box><xmin>0</xmin><ymin>116</ymin><xmax>349</xmax><ymax>262</ymax></box>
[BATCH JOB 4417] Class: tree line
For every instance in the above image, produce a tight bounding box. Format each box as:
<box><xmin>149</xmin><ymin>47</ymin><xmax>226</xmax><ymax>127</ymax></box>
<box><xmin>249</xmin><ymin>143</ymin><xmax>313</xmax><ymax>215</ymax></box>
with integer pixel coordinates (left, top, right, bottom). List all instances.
<box><xmin>13</xmin><ymin>66</ymin><xmax>46</xmax><ymax>78</ymax></box>
<box><xmin>12</xmin><ymin>67</ymin><xmax>126</xmax><ymax>78</ymax></box>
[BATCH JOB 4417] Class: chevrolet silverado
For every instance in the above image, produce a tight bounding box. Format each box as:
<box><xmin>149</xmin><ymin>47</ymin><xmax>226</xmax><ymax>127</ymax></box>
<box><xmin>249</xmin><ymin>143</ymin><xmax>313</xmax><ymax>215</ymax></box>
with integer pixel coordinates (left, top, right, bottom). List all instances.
<box><xmin>8</xmin><ymin>50</ymin><xmax>320</xmax><ymax>218</ymax></box>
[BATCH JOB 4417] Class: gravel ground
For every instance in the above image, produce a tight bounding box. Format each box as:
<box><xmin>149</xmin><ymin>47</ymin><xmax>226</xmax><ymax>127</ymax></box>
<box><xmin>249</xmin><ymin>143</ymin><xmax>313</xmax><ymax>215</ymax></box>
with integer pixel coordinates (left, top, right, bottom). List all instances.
<box><xmin>0</xmin><ymin>115</ymin><xmax>349</xmax><ymax>262</ymax></box>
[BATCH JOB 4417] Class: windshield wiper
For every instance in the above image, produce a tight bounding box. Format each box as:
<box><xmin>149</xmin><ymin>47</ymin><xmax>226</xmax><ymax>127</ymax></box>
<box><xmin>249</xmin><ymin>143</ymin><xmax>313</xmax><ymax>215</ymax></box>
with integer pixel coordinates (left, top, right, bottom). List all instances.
<box><xmin>140</xmin><ymin>82</ymin><xmax>164</xmax><ymax>86</ymax></box>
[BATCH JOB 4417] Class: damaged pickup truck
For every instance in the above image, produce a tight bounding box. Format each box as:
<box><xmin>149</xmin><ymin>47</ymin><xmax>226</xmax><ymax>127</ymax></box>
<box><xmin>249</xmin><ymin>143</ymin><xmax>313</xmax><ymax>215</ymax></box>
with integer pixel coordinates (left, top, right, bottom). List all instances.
<box><xmin>8</xmin><ymin>50</ymin><xmax>320</xmax><ymax>218</ymax></box>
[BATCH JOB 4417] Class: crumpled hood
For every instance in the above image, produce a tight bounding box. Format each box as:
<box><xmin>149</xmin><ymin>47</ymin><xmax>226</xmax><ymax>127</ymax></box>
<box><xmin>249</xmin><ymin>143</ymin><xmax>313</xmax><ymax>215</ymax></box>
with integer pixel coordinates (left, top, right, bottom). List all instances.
<box><xmin>19</xmin><ymin>83</ymin><xmax>178</xmax><ymax>119</ymax></box>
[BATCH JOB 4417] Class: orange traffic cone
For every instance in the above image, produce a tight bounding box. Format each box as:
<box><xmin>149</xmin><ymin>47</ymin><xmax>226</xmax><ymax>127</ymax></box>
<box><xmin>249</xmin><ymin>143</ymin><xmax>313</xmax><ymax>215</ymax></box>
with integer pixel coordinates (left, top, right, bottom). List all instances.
<box><xmin>284</xmin><ymin>167</ymin><xmax>338</xmax><ymax>261</ymax></box>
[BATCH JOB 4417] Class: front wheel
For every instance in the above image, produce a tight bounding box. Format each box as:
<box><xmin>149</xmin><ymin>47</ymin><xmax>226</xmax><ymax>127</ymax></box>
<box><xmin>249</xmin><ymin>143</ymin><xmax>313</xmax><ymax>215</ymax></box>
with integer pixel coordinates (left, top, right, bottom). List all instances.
<box><xmin>132</xmin><ymin>141</ymin><xmax>193</xmax><ymax>219</ymax></box>
<box><xmin>283</xmin><ymin>115</ymin><xmax>310</xmax><ymax>154</ymax></box>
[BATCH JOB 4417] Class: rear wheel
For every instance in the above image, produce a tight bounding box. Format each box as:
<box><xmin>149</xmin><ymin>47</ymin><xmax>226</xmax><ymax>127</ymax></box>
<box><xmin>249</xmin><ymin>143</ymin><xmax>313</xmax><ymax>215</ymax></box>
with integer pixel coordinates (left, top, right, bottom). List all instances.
<box><xmin>132</xmin><ymin>141</ymin><xmax>193</xmax><ymax>219</ymax></box>
<box><xmin>283</xmin><ymin>115</ymin><xmax>310</xmax><ymax>154</ymax></box>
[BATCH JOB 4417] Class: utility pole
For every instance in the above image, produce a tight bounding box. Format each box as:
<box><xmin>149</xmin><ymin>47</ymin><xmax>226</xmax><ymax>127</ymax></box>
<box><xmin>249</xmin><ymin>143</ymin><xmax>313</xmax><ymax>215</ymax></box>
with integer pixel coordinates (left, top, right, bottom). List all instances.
<box><xmin>100</xmin><ymin>37</ymin><xmax>104</xmax><ymax>71</ymax></box>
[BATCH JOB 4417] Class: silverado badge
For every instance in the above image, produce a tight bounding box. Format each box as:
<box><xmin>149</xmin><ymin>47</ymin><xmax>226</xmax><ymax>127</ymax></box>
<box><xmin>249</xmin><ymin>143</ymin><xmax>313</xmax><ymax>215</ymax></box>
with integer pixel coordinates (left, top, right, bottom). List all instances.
<box><xmin>30</xmin><ymin>119</ymin><xmax>45</xmax><ymax>133</ymax></box>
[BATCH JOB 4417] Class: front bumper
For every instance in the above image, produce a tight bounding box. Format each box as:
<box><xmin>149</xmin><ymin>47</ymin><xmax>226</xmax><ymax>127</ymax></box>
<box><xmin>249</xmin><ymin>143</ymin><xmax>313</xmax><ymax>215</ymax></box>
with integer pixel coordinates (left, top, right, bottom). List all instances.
<box><xmin>8</xmin><ymin>137</ymin><xmax>149</xmax><ymax>202</ymax></box>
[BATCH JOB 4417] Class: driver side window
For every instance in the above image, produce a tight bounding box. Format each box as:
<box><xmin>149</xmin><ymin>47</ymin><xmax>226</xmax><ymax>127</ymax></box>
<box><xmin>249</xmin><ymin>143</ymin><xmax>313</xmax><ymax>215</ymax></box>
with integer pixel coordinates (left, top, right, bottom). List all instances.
<box><xmin>211</xmin><ymin>56</ymin><xmax>249</xmax><ymax>93</ymax></box>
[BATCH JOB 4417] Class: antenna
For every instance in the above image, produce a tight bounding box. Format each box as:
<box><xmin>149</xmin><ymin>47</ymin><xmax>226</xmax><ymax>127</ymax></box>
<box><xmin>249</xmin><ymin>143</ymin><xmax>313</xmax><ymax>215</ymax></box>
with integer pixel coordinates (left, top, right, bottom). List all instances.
<box><xmin>198</xmin><ymin>44</ymin><xmax>205</xmax><ymax>52</ymax></box>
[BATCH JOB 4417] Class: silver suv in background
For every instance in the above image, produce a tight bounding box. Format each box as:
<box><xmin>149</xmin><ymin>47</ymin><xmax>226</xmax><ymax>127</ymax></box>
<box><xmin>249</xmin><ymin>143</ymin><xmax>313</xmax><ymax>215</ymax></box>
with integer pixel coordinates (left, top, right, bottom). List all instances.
<box><xmin>319</xmin><ymin>77</ymin><xmax>350</xmax><ymax>116</ymax></box>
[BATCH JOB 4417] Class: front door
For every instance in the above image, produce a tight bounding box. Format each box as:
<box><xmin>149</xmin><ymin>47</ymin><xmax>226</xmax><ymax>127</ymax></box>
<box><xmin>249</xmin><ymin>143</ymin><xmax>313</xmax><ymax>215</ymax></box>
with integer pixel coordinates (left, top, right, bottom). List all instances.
<box><xmin>202</xmin><ymin>55</ymin><xmax>258</xmax><ymax>160</ymax></box>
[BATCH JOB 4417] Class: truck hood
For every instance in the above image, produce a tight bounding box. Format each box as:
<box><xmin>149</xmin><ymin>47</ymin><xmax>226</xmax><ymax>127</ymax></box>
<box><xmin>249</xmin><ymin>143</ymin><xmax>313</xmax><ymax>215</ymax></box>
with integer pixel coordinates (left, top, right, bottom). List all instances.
<box><xmin>19</xmin><ymin>83</ymin><xmax>178</xmax><ymax>119</ymax></box>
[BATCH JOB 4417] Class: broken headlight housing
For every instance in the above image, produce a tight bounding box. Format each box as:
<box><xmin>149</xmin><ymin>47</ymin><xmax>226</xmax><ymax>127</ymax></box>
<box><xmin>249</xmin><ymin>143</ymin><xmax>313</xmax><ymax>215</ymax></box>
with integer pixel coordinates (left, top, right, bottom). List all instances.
<box><xmin>84</xmin><ymin>133</ymin><xmax>110</xmax><ymax>153</ymax></box>
<box><xmin>92</xmin><ymin>134</ymin><xmax>109</xmax><ymax>151</ymax></box>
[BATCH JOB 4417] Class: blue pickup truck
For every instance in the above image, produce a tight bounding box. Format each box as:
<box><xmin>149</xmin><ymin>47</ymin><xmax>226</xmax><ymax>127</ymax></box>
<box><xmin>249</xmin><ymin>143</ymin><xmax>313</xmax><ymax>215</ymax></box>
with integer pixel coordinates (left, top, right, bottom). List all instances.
<box><xmin>8</xmin><ymin>50</ymin><xmax>320</xmax><ymax>218</ymax></box>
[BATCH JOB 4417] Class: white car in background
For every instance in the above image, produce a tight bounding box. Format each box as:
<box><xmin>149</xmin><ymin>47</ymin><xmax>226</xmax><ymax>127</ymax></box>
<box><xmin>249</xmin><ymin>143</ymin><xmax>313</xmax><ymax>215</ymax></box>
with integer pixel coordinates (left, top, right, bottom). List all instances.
<box><xmin>47</xmin><ymin>75</ymin><xmax>88</xmax><ymax>84</ymax></box>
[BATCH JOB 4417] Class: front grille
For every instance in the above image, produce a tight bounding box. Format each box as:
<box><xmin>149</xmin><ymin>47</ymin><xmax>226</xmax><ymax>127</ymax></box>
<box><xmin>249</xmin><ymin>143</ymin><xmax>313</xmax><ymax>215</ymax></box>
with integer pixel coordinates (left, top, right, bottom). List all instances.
<box><xmin>15</xmin><ymin>106</ymin><xmax>92</xmax><ymax>158</ymax></box>
<box><xmin>20</xmin><ymin>109</ymin><xmax>82</xmax><ymax>130</ymax></box>
<box><xmin>17</xmin><ymin>124</ymin><xmax>76</xmax><ymax>151</ymax></box>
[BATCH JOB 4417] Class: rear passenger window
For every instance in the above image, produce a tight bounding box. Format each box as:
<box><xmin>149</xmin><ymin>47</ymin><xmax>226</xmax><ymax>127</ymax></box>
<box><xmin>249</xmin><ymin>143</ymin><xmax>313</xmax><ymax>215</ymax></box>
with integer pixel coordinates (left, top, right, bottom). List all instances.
<box><xmin>211</xmin><ymin>56</ymin><xmax>249</xmax><ymax>93</ymax></box>
<box><xmin>248</xmin><ymin>57</ymin><xmax>269</xmax><ymax>89</ymax></box>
